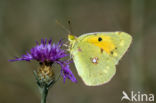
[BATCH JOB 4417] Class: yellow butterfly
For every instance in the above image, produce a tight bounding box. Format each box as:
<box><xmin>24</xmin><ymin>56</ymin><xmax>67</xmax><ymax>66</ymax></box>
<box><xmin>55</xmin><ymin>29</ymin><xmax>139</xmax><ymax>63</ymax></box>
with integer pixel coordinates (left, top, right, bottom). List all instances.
<box><xmin>68</xmin><ymin>32</ymin><xmax>132</xmax><ymax>86</ymax></box>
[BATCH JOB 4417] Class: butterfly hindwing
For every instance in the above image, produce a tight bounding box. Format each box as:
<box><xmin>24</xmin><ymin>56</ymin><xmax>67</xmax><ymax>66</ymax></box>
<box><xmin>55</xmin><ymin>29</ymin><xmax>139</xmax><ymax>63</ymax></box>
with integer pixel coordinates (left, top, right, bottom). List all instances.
<box><xmin>71</xmin><ymin>39</ymin><xmax>116</xmax><ymax>86</ymax></box>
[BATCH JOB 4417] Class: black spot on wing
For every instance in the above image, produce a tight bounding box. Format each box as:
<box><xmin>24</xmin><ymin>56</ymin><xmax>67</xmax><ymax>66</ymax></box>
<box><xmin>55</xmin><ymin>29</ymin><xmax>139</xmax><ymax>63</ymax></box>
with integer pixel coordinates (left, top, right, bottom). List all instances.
<box><xmin>100</xmin><ymin>48</ymin><xmax>104</xmax><ymax>53</ymax></box>
<box><xmin>110</xmin><ymin>51</ymin><xmax>114</xmax><ymax>55</ymax></box>
<box><xmin>98</xmin><ymin>37</ymin><xmax>102</xmax><ymax>42</ymax></box>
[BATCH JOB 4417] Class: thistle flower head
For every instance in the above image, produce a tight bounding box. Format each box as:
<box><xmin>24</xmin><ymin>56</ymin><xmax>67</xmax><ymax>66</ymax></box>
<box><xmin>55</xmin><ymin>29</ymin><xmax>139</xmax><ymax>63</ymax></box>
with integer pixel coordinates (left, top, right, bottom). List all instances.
<box><xmin>10</xmin><ymin>39</ymin><xmax>77</xmax><ymax>83</ymax></box>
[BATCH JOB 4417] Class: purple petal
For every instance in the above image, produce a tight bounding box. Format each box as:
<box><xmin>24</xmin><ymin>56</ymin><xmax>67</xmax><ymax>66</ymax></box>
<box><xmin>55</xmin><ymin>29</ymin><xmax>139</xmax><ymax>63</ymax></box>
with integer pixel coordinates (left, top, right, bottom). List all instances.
<box><xmin>9</xmin><ymin>52</ymin><xmax>33</xmax><ymax>61</ymax></box>
<box><xmin>9</xmin><ymin>39</ymin><xmax>68</xmax><ymax>62</ymax></box>
<box><xmin>48</xmin><ymin>39</ymin><xmax>52</xmax><ymax>44</ymax></box>
<box><xmin>56</xmin><ymin>61</ymin><xmax>77</xmax><ymax>83</ymax></box>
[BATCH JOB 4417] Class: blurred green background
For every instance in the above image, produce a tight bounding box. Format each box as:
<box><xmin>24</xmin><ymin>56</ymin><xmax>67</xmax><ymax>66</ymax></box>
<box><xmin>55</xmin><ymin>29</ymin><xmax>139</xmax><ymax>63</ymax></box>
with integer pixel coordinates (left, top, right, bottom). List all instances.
<box><xmin>1</xmin><ymin>0</ymin><xmax>156</xmax><ymax>103</ymax></box>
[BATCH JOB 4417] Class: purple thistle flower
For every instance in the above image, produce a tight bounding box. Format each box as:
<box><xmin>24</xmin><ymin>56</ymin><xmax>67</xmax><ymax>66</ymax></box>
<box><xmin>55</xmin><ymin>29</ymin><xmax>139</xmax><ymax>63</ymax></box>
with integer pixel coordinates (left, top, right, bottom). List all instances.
<box><xmin>9</xmin><ymin>39</ymin><xmax>77</xmax><ymax>83</ymax></box>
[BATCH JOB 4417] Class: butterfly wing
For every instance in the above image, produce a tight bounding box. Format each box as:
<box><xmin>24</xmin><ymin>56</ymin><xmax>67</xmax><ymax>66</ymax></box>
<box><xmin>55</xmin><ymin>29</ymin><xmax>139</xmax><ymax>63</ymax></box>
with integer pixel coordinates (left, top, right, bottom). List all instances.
<box><xmin>71</xmin><ymin>39</ymin><xmax>116</xmax><ymax>86</ymax></box>
<box><xmin>69</xmin><ymin>32</ymin><xmax>132</xmax><ymax>86</ymax></box>
<box><xmin>79</xmin><ymin>32</ymin><xmax>132</xmax><ymax>65</ymax></box>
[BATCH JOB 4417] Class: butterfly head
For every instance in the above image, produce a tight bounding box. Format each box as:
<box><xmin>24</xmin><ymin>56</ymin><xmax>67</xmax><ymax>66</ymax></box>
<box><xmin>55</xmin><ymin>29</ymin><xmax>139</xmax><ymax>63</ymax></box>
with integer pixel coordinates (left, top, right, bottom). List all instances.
<box><xmin>68</xmin><ymin>34</ymin><xmax>76</xmax><ymax>41</ymax></box>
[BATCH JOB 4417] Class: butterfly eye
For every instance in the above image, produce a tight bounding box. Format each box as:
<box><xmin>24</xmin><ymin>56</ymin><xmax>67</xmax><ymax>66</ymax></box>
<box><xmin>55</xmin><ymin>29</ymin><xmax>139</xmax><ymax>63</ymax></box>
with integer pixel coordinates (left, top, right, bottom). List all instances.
<box><xmin>98</xmin><ymin>37</ymin><xmax>102</xmax><ymax>42</ymax></box>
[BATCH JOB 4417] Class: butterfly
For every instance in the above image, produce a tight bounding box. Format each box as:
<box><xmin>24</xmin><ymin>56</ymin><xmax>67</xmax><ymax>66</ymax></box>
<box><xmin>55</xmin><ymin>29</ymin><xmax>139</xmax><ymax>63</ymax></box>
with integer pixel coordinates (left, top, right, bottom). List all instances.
<box><xmin>68</xmin><ymin>32</ymin><xmax>132</xmax><ymax>86</ymax></box>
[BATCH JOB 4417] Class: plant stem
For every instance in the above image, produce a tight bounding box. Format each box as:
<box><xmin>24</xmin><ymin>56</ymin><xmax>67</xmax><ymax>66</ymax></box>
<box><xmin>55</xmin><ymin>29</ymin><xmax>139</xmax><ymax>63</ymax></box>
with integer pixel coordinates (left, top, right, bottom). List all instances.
<box><xmin>40</xmin><ymin>85</ymin><xmax>48</xmax><ymax>103</ymax></box>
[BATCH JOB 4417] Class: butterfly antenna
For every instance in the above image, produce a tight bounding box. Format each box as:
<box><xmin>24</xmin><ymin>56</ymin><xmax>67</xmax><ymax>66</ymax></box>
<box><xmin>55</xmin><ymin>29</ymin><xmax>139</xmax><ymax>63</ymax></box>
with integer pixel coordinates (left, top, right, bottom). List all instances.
<box><xmin>56</xmin><ymin>20</ymin><xmax>71</xmax><ymax>34</ymax></box>
<box><xmin>67</xmin><ymin>19</ymin><xmax>73</xmax><ymax>35</ymax></box>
